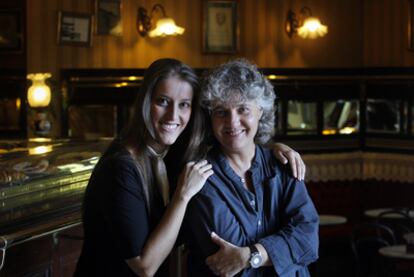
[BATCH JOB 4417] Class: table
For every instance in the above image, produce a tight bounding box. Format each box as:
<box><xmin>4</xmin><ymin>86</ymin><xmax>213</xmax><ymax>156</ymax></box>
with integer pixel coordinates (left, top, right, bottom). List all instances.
<box><xmin>379</xmin><ymin>245</ymin><xmax>414</xmax><ymax>260</ymax></box>
<box><xmin>319</xmin><ymin>214</ymin><xmax>347</xmax><ymax>226</ymax></box>
<box><xmin>364</xmin><ymin>208</ymin><xmax>414</xmax><ymax>219</ymax></box>
<box><xmin>378</xmin><ymin>245</ymin><xmax>414</xmax><ymax>276</ymax></box>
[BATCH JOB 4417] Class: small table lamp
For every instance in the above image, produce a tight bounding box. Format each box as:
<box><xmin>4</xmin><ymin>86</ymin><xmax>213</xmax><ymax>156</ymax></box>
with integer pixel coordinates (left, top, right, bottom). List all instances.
<box><xmin>27</xmin><ymin>73</ymin><xmax>53</xmax><ymax>137</ymax></box>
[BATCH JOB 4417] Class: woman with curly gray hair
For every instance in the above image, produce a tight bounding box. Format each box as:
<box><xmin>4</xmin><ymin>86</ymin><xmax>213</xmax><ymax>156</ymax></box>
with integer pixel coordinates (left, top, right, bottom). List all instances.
<box><xmin>201</xmin><ymin>58</ymin><xmax>276</xmax><ymax>145</ymax></box>
<box><xmin>185</xmin><ymin>59</ymin><xmax>319</xmax><ymax>277</ymax></box>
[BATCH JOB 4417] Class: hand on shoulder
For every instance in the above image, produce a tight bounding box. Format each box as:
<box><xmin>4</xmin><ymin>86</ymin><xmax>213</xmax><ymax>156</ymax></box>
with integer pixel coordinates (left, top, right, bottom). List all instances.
<box><xmin>176</xmin><ymin>160</ymin><xmax>214</xmax><ymax>201</ymax></box>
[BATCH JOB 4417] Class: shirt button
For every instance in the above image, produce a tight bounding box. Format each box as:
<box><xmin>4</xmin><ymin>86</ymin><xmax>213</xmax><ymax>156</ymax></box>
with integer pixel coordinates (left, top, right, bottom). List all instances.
<box><xmin>258</xmin><ymin>220</ymin><xmax>261</xmax><ymax>226</ymax></box>
<box><xmin>250</xmin><ymin>200</ymin><xmax>255</xmax><ymax>206</ymax></box>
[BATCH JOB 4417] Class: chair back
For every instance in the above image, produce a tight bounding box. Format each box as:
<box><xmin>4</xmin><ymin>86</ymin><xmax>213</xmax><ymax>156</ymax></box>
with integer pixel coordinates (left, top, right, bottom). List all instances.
<box><xmin>376</xmin><ymin>209</ymin><xmax>414</xmax><ymax>244</ymax></box>
<box><xmin>350</xmin><ymin>222</ymin><xmax>395</xmax><ymax>277</ymax></box>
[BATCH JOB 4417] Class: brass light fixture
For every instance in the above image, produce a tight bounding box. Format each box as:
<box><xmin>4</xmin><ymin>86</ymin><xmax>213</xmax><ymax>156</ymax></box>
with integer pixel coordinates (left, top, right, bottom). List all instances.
<box><xmin>137</xmin><ymin>3</ymin><xmax>185</xmax><ymax>37</ymax></box>
<box><xmin>285</xmin><ymin>7</ymin><xmax>328</xmax><ymax>39</ymax></box>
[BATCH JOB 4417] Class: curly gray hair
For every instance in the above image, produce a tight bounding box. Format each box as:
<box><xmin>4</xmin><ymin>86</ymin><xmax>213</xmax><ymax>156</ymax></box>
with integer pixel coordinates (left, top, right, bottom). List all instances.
<box><xmin>201</xmin><ymin>59</ymin><xmax>276</xmax><ymax>144</ymax></box>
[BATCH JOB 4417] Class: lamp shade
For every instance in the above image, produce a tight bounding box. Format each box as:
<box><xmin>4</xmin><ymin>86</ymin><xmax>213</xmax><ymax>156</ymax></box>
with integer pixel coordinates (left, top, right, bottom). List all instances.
<box><xmin>297</xmin><ymin>17</ymin><xmax>328</xmax><ymax>39</ymax></box>
<box><xmin>148</xmin><ymin>18</ymin><xmax>185</xmax><ymax>37</ymax></box>
<box><xmin>27</xmin><ymin>73</ymin><xmax>52</xmax><ymax>108</ymax></box>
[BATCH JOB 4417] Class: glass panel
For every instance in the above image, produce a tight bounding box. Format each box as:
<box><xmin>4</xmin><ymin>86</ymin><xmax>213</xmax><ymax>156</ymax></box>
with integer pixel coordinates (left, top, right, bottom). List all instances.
<box><xmin>0</xmin><ymin>98</ymin><xmax>20</xmax><ymax>131</ymax></box>
<box><xmin>287</xmin><ymin>100</ymin><xmax>317</xmax><ymax>135</ymax></box>
<box><xmin>68</xmin><ymin>105</ymin><xmax>117</xmax><ymax>139</ymax></box>
<box><xmin>323</xmin><ymin>100</ymin><xmax>359</xmax><ymax>135</ymax></box>
<box><xmin>403</xmin><ymin>101</ymin><xmax>408</xmax><ymax>133</ymax></box>
<box><xmin>366</xmin><ymin>99</ymin><xmax>400</xmax><ymax>133</ymax></box>
<box><xmin>412</xmin><ymin>103</ymin><xmax>414</xmax><ymax>134</ymax></box>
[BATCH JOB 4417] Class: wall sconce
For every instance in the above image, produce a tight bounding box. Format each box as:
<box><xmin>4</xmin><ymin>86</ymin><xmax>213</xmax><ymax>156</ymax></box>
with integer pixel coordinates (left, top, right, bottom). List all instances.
<box><xmin>137</xmin><ymin>3</ymin><xmax>185</xmax><ymax>37</ymax></box>
<box><xmin>27</xmin><ymin>73</ymin><xmax>53</xmax><ymax>137</ymax></box>
<box><xmin>285</xmin><ymin>7</ymin><xmax>328</xmax><ymax>39</ymax></box>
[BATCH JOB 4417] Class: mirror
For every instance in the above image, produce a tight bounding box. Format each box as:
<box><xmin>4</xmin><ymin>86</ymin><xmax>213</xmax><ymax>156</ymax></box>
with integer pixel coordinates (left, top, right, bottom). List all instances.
<box><xmin>323</xmin><ymin>100</ymin><xmax>359</xmax><ymax>135</ymax></box>
<box><xmin>366</xmin><ymin>99</ymin><xmax>400</xmax><ymax>133</ymax></box>
<box><xmin>287</xmin><ymin>100</ymin><xmax>317</xmax><ymax>135</ymax></box>
<box><xmin>68</xmin><ymin>105</ymin><xmax>117</xmax><ymax>140</ymax></box>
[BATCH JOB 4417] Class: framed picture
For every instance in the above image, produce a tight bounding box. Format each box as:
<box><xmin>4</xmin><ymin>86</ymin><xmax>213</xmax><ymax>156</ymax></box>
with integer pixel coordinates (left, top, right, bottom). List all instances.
<box><xmin>409</xmin><ymin>0</ymin><xmax>414</xmax><ymax>51</ymax></box>
<box><xmin>95</xmin><ymin>0</ymin><xmax>122</xmax><ymax>36</ymax></box>
<box><xmin>202</xmin><ymin>0</ymin><xmax>239</xmax><ymax>54</ymax></box>
<box><xmin>57</xmin><ymin>11</ymin><xmax>93</xmax><ymax>47</ymax></box>
<box><xmin>0</xmin><ymin>10</ymin><xmax>23</xmax><ymax>53</ymax></box>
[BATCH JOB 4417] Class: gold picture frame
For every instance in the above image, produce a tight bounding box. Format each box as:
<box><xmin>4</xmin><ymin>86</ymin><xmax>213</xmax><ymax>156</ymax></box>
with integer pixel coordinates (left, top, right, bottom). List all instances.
<box><xmin>202</xmin><ymin>0</ymin><xmax>239</xmax><ymax>54</ymax></box>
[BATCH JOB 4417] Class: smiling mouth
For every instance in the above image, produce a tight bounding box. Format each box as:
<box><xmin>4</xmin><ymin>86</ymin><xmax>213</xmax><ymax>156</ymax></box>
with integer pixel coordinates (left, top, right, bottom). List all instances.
<box><xmin>161</xmin><ymin>123</ymin><xmax>179</xmax><ymax>131</ymax></box>
<box><xmin>225</xmin><ymin>129</ymin><xmax>244</xmax><ymax>136</ymax></box>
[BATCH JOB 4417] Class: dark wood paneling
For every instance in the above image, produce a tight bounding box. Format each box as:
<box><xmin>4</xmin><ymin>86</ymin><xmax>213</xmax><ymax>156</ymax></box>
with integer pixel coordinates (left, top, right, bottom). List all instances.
<box><xmin>0</xmin><ymin>0</ymin><xmax>26</xmax><ymax>69</ymax></box>
<box><xmin>26</xmin><ymin>0</ymin><xmax>368</xmax><ymax>75</ymax></box>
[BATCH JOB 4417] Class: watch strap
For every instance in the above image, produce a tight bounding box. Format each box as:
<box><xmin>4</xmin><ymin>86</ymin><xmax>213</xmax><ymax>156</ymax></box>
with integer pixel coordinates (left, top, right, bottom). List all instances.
<box><xmin>249</xmin><ymin>244</ymin><xmax>260</xmax><ymax>255</ymax></box>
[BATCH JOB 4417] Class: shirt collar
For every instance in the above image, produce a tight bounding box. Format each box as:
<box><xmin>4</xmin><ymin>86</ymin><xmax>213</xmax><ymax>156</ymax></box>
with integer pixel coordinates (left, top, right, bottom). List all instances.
<box><xmin>213</xmin><ymin>146</ymin><xmax>261</xmax><ymax>175</ymax></box>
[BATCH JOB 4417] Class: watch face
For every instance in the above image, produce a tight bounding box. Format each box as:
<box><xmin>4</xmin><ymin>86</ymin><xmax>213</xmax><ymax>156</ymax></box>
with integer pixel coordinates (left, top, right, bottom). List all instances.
<box><xmin>250</xmin><ymin>253</ymin><xmax>263</xmax><ymax>268</ymax></box>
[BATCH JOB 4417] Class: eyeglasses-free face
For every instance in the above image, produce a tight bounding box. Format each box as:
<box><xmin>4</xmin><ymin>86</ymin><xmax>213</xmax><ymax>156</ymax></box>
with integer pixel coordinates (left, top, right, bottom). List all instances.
<box><xmin>149</xmin><ymin>76</ymin><xmax>193</xmax><ymax>153</ymax></box>
<box><xmin>210</xmin><ymin>100</ymin><xmax>263</xmax><ymax>155</ymax></box>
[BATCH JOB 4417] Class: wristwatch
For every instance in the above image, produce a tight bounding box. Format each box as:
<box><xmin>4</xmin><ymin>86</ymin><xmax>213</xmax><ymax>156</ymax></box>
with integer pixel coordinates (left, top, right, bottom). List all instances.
<box><xmin>248</xmin><ymin>244</ymin><xmax>263</xmax><ymax>268</ymax></box>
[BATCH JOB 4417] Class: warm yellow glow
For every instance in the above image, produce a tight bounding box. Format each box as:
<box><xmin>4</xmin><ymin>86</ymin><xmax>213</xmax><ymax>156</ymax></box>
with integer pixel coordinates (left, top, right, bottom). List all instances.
<box><xmin>31</xmin><ymin>87</ymin><xmax>50</xmax><ymax>103</ymax></box>
<box><xmin>339</xmin><ymin>126</ymin><xmax>356</xmax><ymax>134</ymax></box>
<box><xmin>29</xmin><ymin>145</ymin><xmax>53</xmax><ymax>155</ymax></box>
<box><xmin>148</xmin><ymin>18</ymin><xmax>185</xmax><ymax>37</ymax></box>
<box><xmin>27</xmin><ymin>73</ymin><xmax>52</xmax><ymax>108</ymax></box>
<box><xmin>29</xmin><ymin>137</ymin><xmax>52</xmax><ymax>142</ymax></box>
<box><xmin>298</xmin><ymin>17</ymin><xmax>328</xmax><ymax>39</ymax></box>
<box><xmin>322</xmin><ymin>129</ymin><xmax>337</xmax><ymax>135</ymax></box>
<box><xmin>267</xmin><ymin>75</ymin><xmax>278</xmax><ymax>80</ymax></box>
<box><xmin>127</xmin><ymin>76</ymin><xmax>143</xmax><ymax>81</ymax></box>
<box><xmin>323</xmin><ymin>127</ymin><xmax>356</xmax><ymax>135</ymax></box>
<box><xmin>16</xmin><ymin>98</ymin><xmax>21</xmax><ymax>110</ymax></box>
<box><xmin>115</xmin><ymin>82</ymin><xmax>129</xmax><ymax>88</ymax></box>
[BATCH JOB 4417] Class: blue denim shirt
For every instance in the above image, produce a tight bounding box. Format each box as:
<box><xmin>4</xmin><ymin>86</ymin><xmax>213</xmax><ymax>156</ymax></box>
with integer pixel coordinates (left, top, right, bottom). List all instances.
<box><xmin>185</xmin><ymin>145</ymin><xmax>319</xmax><ymax>276</ymax></box>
